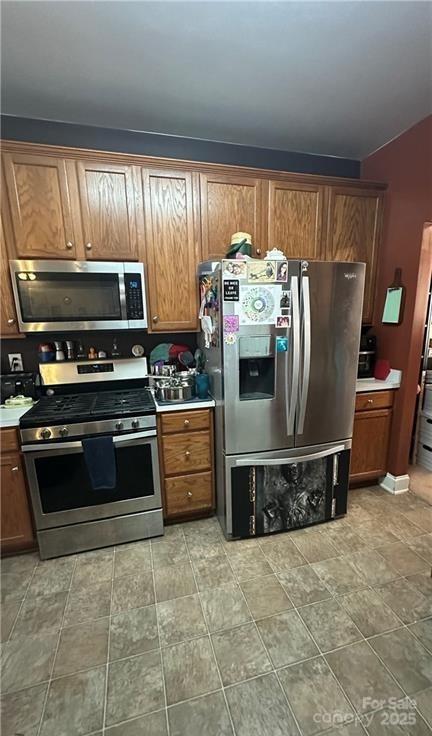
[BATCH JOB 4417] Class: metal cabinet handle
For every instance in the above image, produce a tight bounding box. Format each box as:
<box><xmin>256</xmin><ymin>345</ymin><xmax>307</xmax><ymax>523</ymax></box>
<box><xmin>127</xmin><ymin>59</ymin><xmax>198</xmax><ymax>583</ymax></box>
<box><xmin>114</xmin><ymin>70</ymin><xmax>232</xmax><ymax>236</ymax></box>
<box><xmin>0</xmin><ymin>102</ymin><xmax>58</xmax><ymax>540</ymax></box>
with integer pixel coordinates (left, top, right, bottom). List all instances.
<box><xmin>185</xmin><ymin>451</ymin><xmax>190</xmax><ymax>458</ymax></box>
<box><xmin>256</xmin><ymin>248</ymin><xmax>261</xmax><ymax>256</ymax></box>
<box><xmin>187</xmin><ymin>491</ymin><xmax>193</xmax><ymax>498</ymax></box>
<box><xmin>85</xmin><ymin>242</ymin><xmax>92</xmax><ymax>250</ymax></box>
<box><xmin>152</xmin><ymin>316</ymin><xmax>159</xmax><ymax>323</ymax></box>
<box><xmin>367</xmin><ymin>399</ymin><xmax>374</xmax><ymax>404</ymax></box>
<box><xmin>7</xmin><ymin>318</ymin><xmax>15</xmax><ymax>325</ymax></box>
<box><xmin>184</xmin><ymin>420</ymin><xmax>190</xmax><ymax>427</ymax></box>
<box><xmin>11</xmin><ymin>466</ymin><xmax>19</xmax><ymax>472</ymax></box>
<box><xmin>66</xmin><ymin>241</ymin><xmax>73</xmax><ymax>250</ymax></box>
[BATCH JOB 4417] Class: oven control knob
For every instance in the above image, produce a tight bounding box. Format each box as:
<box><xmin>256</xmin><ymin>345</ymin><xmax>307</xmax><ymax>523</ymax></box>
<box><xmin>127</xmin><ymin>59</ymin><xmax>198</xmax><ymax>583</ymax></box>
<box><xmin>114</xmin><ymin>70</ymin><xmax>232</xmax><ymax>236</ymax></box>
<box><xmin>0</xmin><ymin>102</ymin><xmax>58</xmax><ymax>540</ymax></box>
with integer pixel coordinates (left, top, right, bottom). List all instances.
<box><xmin>59</xmin><ymin>427</ymin><xmax>69</xmax><ymax>438</ymax></box>
<box><xmin>132</xmin><ymin>419</ymin><xmax>139</xmax><ymax>429</ymax></box>
<box><xmin>40</xmin><ymin>428</ymin><xmax>52</xmax><ymax>440</ymax></box>
<box><xmin>116</xmin><ymin>421</ymin><xmax>124</xmax><ymax>431</ymax></box>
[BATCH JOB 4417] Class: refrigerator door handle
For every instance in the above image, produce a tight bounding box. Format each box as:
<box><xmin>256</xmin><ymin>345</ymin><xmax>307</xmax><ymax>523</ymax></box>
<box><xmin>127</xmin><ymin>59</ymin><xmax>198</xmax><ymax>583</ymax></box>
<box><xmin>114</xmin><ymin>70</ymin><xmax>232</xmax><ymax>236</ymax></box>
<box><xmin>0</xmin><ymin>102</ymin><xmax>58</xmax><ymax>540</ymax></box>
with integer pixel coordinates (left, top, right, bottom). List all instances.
<box><xmin>297</xmin><ymin>275</ymin><xmax>311</xmax><ymax>435</ymax></box>
<box><xmin>287</xmin><ymin>275</ymin><xmax>300</xmax><ymax>436</ymax></box>
<box><xmin>235</xmin><ymin>444</ymin><xmax>345</xmax><ymax>466</ymax></box>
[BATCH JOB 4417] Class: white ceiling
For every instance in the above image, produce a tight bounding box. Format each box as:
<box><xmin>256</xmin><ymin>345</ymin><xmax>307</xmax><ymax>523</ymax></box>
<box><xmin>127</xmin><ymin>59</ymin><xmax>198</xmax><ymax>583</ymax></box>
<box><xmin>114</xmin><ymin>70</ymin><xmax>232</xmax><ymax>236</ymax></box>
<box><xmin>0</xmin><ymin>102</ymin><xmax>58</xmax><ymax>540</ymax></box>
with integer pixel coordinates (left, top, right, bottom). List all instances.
<box><xmin>1</xmin><ymin>1</ymin><xmax>431</xmax><ymax>159</ymax></box>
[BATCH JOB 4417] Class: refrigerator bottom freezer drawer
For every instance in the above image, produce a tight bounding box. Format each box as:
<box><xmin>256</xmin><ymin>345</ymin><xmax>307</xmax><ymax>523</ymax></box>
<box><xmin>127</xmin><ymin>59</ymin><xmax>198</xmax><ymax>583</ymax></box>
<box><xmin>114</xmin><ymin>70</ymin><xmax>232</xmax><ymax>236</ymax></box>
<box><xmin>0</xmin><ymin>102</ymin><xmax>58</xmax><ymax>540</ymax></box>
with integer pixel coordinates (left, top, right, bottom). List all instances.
<box><xmin>228</xmin><ymin>447</ymin><xmax>350</xmax><ymax>539</ymax></box>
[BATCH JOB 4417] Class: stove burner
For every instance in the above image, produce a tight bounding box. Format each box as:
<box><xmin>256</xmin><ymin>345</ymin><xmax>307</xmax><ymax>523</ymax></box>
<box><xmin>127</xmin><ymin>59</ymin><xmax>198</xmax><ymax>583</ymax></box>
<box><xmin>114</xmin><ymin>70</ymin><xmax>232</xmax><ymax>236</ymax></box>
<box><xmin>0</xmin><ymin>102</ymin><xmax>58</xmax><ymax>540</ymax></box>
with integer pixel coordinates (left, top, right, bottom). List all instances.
<box><xmin>20</xmin><ymin>388</ymin><xmax>156</xmax><ymax>429</ymax></box>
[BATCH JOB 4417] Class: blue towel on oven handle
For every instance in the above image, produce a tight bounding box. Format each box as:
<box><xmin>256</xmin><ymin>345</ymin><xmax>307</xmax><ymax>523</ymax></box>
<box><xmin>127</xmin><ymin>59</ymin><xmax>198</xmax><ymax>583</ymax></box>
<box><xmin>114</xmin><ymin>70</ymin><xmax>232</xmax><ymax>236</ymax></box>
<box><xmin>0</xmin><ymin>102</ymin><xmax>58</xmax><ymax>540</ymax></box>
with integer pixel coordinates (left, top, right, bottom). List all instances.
<box><xmin>82</xmin><ymin>436</ymin><xmax>117</xmax><ymax>491</ymax></box>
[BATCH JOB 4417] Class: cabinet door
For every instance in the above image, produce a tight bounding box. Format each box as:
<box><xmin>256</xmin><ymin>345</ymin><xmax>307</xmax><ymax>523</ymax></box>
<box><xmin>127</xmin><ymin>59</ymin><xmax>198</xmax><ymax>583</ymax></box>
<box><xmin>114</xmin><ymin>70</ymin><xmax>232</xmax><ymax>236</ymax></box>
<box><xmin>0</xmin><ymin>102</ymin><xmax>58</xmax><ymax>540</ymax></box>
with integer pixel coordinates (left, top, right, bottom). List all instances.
<box><xmin>267</xmin><ymin>180</ymin><xmax>325</xmax><ymax>259</ymax></box>
<box><xmin>77</xmin><ymin>161</ymin><xmax>139</xmax><ymax>260</ymax></box>
<box><xmin>200</xmin><ymin>173</ymin><xmax>263</xmax><ymax>259</ymax></box>
<box><xmin>0</xmin><ymin>215</ymin><xmax>20</xmax><ymax>336</ymax></box>
<box><xmin>143</xmin><ymin>169</ymin><xmax>199</xmax><ymax>331</ymax></box>
<box><xmin>2</xmin><ymin>152</ymin><xmax>79</xmax><ymax>259</ymax></box>
<box><xmin>350</xmin><ymin>408</ymin><xmax>392</xmax><ymax>482</ymax></box>
<box><xmin>325</xmin><ymin>187</ymin><xmax>383</xmax><ymax>323</ymax></box>
<box><xmin>1</xmin><ymin>453</ymin><xmax>34</xmax><ymax>554</ymax></box>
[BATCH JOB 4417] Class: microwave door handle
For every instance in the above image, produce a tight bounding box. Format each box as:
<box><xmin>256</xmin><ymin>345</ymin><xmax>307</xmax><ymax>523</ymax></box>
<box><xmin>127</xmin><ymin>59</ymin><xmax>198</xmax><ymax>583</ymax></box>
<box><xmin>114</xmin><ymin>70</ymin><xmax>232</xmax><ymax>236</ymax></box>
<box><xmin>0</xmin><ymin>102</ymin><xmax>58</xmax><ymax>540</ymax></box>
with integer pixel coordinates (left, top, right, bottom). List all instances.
<box><xmin>235</xmin><ymin>444</ymin><xmax>345</xmax><ymax>467</ymax></box>
<box><xmin>118</xmin><ymin>273</ymin><xmax>128</xmax><ymax>320</ymax></box>
<box><xmin>297</xmin><ymin>275</ymin><xmax>311</xmax><ymax>435</ymax></box>
<box><xmin>287</xmin><ymin>276</ymin><xmax>300</xmax><ymax>436</ymax></box>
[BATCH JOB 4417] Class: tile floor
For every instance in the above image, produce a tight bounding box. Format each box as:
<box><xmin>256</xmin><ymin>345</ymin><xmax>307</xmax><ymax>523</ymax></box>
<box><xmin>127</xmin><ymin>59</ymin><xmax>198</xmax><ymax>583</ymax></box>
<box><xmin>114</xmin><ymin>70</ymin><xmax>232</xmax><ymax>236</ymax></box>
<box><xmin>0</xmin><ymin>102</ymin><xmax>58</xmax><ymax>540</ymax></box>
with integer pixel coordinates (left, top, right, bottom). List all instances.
<box><xmin>1</xmin><ymin>485</ymin><xmax>432</xmax><ymax>736</ymax></box>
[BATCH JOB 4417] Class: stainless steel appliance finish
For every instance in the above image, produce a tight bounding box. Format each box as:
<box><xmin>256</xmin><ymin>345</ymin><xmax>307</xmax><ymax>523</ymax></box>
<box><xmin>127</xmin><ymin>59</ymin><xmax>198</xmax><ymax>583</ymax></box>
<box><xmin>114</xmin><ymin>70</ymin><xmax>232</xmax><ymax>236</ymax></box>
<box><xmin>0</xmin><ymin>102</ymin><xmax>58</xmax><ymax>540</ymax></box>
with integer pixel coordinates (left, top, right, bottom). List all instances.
<box><xmin>39</xmin><ymin>357</ymin><xmax>147</xmax><ymax>386</ymax></box>
<box><xmin>155</xmin><ymin>384</ymin><xmax>194</xmax><ymax>403</ymax></box>
<box><xmin>198</xmin><ymin>258</ymin><xmax>365</xmax><ymax>539</ymax></box>
<box><xmin>9</xmin><ymin>259</ymin><xmax>148</xmax><ymax>332</ymax></box>
<box><xmin>19</xmin><ymin>358</ymin><xmax>162</xmax><ymax>558</ymax></box>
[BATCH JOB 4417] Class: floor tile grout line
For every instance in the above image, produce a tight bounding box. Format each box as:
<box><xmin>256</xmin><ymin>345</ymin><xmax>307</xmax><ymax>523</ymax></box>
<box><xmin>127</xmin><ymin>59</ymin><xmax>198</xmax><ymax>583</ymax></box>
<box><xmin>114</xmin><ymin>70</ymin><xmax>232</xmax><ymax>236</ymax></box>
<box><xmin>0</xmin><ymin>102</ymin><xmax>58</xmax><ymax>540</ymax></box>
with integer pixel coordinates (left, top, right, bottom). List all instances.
<box><xmin>101</xmin><ymin>549</ymin><xmax>115</xmax><ymax>734</ymax></box>
<box><xmin>152</xmin><ymin>529</ymin><xmax>172</xmax><ymax>736</ymax></box>
<box><xmin>223</xmin><ymin>544</ymin><xmax>304</xmax><ymax>736</ymax></box>
<box><xmin>183</xmin><ymin>525</ymin><xmax>238</xmax><ymax>736</ymax></box>
<box><xmin>35</xmin><ymin>554</ymin><xmax>78</xmax><ymax>736</ymax></box>
<box><xmin>7</xmin><ymin>559</ymin><xmax>39</xmax><ymax>642</ymax></box>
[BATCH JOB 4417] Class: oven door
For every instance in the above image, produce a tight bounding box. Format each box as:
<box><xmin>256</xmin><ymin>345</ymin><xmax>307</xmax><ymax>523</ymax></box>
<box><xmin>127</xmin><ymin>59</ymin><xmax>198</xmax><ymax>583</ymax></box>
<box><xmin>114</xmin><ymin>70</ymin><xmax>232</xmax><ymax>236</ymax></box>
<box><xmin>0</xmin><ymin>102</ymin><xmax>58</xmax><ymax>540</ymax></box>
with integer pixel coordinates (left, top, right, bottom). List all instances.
<box><xmin>23</xmin><ymin>430</ymin><xmax>161</xmax><ymax>529</ymax></box>
<box><xmin>225</xmin><ymin>441</ymin><xmax>350</xmax><ymax>538</ymax></box>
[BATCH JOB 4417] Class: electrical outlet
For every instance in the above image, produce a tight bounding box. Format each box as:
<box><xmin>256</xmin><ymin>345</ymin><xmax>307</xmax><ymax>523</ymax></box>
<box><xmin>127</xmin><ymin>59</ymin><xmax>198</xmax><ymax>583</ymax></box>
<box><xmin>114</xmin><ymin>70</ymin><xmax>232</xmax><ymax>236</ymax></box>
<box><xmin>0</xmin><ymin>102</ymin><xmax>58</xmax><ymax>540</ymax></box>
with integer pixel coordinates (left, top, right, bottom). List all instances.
<box><xmin>8</xmin><ymin>353</ymin><xmax>23</xmax><ymax>372</ymax></box>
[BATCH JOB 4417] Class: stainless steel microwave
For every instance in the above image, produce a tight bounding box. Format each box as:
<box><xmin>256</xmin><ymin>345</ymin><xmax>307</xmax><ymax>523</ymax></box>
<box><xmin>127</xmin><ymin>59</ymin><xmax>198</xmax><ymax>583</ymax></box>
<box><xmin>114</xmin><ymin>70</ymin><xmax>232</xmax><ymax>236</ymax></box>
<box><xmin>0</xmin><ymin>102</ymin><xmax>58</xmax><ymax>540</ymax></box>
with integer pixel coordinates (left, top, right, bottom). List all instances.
<box><xmin>9</xmin><ymin>260</ymin><xmax>148</xmax><ymax>332</ymax></box>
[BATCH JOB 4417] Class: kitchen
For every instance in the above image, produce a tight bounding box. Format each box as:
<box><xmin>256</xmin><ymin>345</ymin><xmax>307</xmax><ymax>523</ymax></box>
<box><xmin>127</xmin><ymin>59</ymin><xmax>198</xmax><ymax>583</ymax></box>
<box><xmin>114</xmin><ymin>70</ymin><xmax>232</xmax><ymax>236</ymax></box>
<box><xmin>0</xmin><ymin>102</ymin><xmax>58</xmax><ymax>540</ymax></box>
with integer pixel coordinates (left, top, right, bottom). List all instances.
<box><xmin>1</xmin><ymin>2</ymin><xmax>432</xmax><ymax>735</ymax></box>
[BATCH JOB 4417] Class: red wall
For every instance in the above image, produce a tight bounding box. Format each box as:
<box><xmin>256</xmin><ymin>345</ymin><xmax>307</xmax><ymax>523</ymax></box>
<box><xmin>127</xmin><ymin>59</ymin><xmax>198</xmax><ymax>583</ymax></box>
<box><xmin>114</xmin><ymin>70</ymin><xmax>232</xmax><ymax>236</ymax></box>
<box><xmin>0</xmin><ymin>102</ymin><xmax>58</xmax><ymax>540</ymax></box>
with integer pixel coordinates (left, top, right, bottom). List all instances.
<box><xmin>361</xmin><ymin>115</ymin><xmax>432</xmax><ymax>477</ymax></box>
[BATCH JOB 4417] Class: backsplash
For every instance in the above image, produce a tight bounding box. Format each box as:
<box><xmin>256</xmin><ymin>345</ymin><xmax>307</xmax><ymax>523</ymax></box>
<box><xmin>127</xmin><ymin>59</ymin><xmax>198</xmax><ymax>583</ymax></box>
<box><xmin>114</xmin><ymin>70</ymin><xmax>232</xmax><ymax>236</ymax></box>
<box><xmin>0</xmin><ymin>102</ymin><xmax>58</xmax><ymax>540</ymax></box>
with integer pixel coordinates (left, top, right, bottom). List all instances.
<box><xmin>0</xmin><ymin>331</ymin><xmax>199</xmax><ymax>374</ymax></box>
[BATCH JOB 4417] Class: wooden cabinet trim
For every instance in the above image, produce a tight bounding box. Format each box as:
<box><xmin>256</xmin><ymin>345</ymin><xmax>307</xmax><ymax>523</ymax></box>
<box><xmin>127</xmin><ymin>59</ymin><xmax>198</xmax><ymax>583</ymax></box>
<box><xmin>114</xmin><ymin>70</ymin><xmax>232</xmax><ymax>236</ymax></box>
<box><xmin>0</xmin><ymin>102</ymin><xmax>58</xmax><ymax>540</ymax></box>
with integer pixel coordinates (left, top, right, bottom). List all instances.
<box><xmin>1</xmin><ymin>451</ymin><xmax>35</xmax><ymax>553</ymax></box>
<box><xmin>76</xmin><ymin>159</ymin><xmax>139</xmax><ymax>261</ymax></box>
<box><xmin>200</xmin><ymin>172</ymin><xmax>264</xmax><ymax>259</ymax></box>
<box><xmin>161</xmin><ymin>409</ymin><xmax>210</xmax><ymax>435</ymax></box>
<box><xmin>165</xmin><ymin>470</ymin><xmax>213</xmax><ymax>517</ymax></box>
<box><xmin>1</xmin><ymin>140</ymin><xmax>387</xmax><ymax>191</ymax></box>
<box><xmin>355</xmin><ymin>390</ymin><xmax>394</xmax><ymax>412</ymax></box>
<box><xmin>2</xmin><ymin>151</ymin><xmax>80</xmax><ymax>259</ymax></box>
<box><xmin>267</xmin><ymin>179</ymin><xmax>325</xmax><ymax>260</ymax></box>
<box><xmin>1</xmin><ymin>428</ymin><xmax>19</xmax><ymax>452</ymax></box>
<box><xmin>143</xmin><ymin>167</ymin><xmax>200</xmax><ymax>331</ymax></box>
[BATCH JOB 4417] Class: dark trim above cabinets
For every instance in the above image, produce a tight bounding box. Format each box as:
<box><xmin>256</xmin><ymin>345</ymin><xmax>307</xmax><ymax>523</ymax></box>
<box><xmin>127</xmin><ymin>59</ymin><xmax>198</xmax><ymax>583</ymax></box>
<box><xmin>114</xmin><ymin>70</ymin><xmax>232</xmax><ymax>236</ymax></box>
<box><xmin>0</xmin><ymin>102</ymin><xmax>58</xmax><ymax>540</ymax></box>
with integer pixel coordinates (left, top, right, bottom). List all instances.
<box><xmin>1</xmin><ymin>115</ymin><xmax>360</xmax><ymax>179</ymax></box>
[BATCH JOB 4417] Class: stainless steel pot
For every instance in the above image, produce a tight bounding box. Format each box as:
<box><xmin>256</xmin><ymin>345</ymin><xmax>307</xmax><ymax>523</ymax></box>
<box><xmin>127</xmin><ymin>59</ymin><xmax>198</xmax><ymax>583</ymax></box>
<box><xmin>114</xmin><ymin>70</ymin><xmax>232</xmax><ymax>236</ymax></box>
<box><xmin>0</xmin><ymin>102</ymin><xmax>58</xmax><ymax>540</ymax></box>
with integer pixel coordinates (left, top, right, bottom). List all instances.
<box><xmin>156</xmin><ymin>383</ymin><xmax>193</xmax><ymax>402</ymax></box>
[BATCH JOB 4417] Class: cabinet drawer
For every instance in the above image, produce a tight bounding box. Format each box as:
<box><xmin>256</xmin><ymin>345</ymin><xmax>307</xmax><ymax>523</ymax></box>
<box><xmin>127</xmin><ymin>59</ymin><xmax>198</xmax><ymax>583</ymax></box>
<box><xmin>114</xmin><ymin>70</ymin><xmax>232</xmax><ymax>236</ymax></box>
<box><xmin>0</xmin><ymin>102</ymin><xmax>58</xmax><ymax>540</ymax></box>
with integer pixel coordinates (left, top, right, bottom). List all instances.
<box><xmin>161</xmin><ymin>410</ymin><xmax>210</xmax><ymax>435</ymax></box>
<box><xmin>163</xmin><ymin>431</ymin><xmax>211</xmax><ymax>475</ymax></box>
<box><xmin>355</xmin><ymin>391</ymin><xmax>394</xmax><ymax>412</ymax></box>
<box><xmin>165</xmin><ymin>471</ymin><xmax>213</xmax><ymax>517</ymax></box>
<box><xmin>1</xmin><ymin>428</ymin><xmax>19</xmax><ymax>453</ymax></box>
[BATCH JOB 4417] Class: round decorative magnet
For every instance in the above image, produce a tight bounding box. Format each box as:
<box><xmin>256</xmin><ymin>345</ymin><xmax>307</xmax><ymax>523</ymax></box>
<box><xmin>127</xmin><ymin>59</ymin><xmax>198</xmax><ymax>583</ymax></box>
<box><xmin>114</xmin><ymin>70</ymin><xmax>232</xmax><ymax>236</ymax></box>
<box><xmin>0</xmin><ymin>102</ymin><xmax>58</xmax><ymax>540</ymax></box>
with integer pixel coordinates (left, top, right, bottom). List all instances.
<box><xmin>224</xmin><ymin>333</ymin><xmax>237</xmax><ymax>345</ymax></box>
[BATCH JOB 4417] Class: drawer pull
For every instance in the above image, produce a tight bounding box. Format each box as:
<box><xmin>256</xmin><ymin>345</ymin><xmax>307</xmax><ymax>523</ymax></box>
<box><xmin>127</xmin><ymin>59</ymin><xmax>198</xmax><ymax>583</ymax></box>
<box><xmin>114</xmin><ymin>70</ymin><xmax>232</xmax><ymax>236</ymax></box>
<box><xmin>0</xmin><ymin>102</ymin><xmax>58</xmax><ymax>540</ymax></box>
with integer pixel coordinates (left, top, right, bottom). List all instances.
<box><xmin>187</xmin><ymin>491</ymin><xmax>193</xmax><ymax>498</ymax></box>
<box><xmin>66</xmin><ymin>241</ymin><xmax>73</xmax><ymax>250</ymax></box>
<box><xmin>184</xmin><ymin>419</ymin><xmax>190</xmax><ymax>427</ymax></box>
<box><xmin>11</xmin><ymin>466</ymin><xmax>19</xmax><ymax>472</ymax></box>
<box><xmin>85</xmin><ymin>242</ymin><xmax>92</xmax><ymax>250</ymax></box>
<box><xmin>367</xmin><ymin>399</ymin><xmax>374</xmax><ymax>404</ymax></box>
<box><xmin>185</xmin><ymin>451</ymin><xmax>191</xmax><ymax>458</ymax></box>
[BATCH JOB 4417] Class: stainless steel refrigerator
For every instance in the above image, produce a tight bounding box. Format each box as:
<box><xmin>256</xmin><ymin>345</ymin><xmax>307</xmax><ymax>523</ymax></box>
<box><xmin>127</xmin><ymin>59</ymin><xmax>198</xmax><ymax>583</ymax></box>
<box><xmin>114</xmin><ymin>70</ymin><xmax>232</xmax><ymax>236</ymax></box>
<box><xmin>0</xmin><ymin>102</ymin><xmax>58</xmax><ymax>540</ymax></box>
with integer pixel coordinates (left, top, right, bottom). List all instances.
<box><xmin>198</xmin><ymin>258</ymin><xmax>365</xmax><ymax>539</ymax></box>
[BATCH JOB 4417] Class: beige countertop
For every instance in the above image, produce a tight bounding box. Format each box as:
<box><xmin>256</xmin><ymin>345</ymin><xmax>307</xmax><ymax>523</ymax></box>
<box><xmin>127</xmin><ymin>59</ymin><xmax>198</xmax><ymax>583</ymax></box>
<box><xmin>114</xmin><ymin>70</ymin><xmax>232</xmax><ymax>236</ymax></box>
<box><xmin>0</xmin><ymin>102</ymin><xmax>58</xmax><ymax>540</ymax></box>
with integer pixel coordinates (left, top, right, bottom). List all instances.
<box><xmin>356</xmin><ymin>369</ymin><xmax>401</xmax><ymax>393</ymax></box>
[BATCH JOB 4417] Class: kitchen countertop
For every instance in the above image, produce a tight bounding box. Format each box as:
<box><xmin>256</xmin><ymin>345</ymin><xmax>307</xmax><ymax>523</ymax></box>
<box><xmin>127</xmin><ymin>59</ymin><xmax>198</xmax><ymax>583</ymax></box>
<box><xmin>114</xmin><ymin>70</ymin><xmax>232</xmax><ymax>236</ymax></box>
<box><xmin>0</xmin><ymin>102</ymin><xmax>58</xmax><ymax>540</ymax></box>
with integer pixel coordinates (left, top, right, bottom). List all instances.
<box><xmin>0</xmin><ymin>404</ymin><xmax>34</xmax><ymax>429</ymax></box>
<box><xmin>155</xmin><ymin>397</ymin><xmax>215</xmax><ymax>413</ymax></box>
<box><xmin>356</xmin><ymin>369</ymin><xmax>401</xmax><ymax>393</ymax></box>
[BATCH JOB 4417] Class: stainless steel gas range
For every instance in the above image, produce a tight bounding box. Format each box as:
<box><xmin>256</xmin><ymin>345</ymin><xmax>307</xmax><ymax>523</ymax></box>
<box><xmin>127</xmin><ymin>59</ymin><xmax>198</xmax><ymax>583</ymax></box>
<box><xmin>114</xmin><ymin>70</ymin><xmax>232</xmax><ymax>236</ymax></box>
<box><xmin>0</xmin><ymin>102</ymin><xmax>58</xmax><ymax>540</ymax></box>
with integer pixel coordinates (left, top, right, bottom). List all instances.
<box><xmin>20</xmin><ymin>358</ymin><xmax>163</xmax><ymax>559</ymax></box>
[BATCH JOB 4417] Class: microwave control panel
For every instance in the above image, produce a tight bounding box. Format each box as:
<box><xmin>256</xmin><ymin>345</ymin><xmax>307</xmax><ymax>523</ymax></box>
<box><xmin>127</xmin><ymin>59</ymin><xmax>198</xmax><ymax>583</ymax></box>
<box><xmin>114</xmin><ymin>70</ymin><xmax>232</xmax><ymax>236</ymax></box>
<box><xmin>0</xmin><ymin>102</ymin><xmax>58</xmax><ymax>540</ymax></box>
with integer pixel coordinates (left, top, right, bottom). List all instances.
<box><xmin>125</xmin><ymin>274</ymin><xmax>144</xmax><ymax>320</ymax></box>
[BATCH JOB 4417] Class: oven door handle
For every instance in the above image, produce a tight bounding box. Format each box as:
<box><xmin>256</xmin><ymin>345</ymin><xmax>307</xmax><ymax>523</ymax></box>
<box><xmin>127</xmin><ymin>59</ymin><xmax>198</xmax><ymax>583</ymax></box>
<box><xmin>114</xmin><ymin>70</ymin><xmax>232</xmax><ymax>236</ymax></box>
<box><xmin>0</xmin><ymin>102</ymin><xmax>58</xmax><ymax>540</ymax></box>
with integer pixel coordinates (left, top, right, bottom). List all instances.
<box><xmin>21</xmin><ymin>429</ymin><xmax>157</xmax><ymax>453</ymax></box>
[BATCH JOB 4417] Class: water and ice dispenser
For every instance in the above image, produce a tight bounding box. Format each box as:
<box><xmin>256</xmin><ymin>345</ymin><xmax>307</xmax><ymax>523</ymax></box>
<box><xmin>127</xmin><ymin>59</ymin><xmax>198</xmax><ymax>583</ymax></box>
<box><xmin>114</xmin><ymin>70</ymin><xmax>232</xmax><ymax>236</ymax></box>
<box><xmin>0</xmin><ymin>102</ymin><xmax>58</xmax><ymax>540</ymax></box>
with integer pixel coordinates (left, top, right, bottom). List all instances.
<box><xmin>238</xmin><ymin>336</ymin><xmax>275</xmax><ymax>400</ymax></box>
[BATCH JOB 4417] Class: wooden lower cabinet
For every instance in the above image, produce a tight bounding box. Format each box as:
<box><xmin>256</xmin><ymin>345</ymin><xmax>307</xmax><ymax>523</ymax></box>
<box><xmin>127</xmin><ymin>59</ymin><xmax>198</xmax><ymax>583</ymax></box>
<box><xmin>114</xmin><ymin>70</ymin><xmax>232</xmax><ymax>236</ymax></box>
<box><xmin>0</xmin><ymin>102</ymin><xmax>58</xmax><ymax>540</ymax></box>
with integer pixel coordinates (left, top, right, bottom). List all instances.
<box><xmin>350</xmin><ymin>391</ymin><xmax>394</xmax><ymax>484</ymax></box>
<box><xmin>158</xmin><ymin>408</ymin><xmax>214</xmax><ymax>521</ymax></box>
<box><xmin>1</xmin><ymin>429</ymin><xmax>35</xmax><ymax>553</ymax></box>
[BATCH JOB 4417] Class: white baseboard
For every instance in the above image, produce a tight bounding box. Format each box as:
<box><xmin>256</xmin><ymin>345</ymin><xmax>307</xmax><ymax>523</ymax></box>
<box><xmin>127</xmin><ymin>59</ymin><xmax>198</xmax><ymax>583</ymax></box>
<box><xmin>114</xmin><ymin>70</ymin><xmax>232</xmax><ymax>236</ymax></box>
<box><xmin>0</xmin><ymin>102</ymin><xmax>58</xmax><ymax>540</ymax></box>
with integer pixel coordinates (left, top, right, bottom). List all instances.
<box><xmin>380</xmin><ymin>472</ymin><xmax>410</xmax><ymax>494</ymax></box>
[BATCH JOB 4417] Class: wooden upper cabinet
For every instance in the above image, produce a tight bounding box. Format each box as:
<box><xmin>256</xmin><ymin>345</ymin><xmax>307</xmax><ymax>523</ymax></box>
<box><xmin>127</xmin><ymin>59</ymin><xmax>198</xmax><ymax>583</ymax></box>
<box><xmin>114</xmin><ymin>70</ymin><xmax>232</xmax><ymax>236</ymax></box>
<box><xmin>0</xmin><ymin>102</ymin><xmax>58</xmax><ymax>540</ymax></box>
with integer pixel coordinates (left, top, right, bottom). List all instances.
<box><xmin>143</xmin><ymin>169</ymin><xmax>199</xmax><ymax>331</ymax></box>
<box><xmin>76</xmin><ymin>161</ymin><xmax>139</xmax><ymax>261</ymax></box>
<box><xmin>0</xmin><ymin>215</ymin><xmax>20</xmax><ymax>336</ymax></box>
<box><xmin>2</xmin><ymin>152</ymin><xmax>79</xmax><ymax>259</ymax></box>
<box><xmin>200</xmin><ymin>173</ymin><xmax>264</xmax><ymax>259</ymax></box>
<box><xmin>325</xmin><ymin>187</ymin><xmax>383</xmax><ymax>323</ymax></box>
<box><xmin>267</xmin><ymin>180</ymin><xmax>325</xmax><ymax>260</ymax></box>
